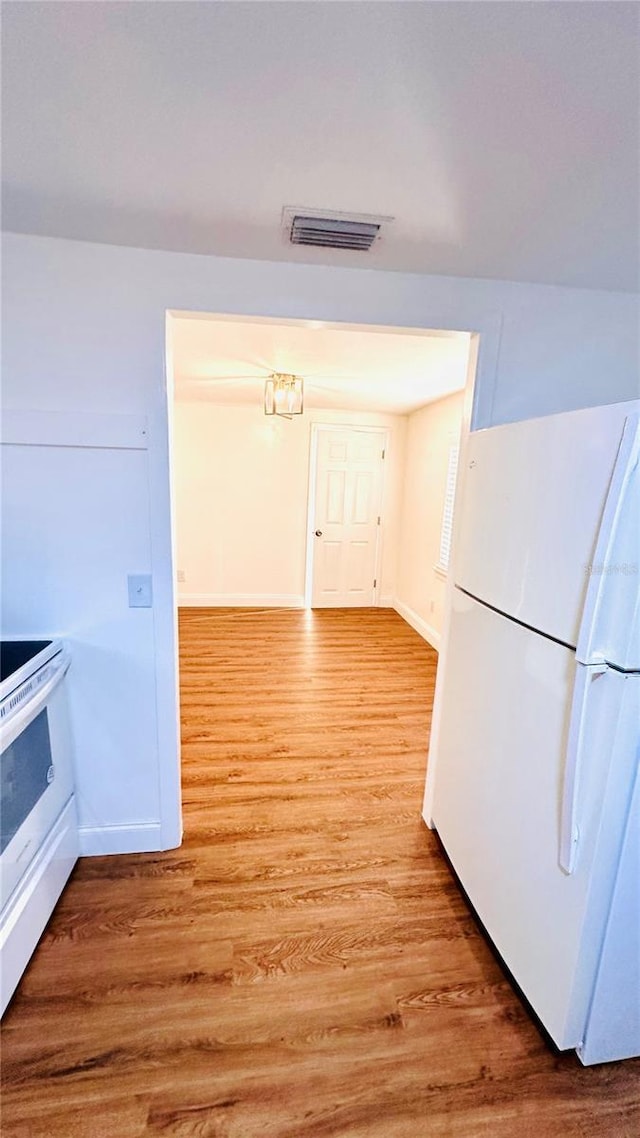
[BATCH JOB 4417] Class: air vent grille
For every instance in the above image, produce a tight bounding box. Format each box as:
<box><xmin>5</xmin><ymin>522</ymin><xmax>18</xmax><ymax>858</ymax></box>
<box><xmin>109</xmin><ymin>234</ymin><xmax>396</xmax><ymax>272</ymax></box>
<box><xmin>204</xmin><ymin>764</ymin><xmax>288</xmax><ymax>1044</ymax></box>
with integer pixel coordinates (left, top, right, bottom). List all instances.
<box><xmin>290</xmin><ymin>215</ymin><xmax>381</xmax><ymax>251</ymax></box>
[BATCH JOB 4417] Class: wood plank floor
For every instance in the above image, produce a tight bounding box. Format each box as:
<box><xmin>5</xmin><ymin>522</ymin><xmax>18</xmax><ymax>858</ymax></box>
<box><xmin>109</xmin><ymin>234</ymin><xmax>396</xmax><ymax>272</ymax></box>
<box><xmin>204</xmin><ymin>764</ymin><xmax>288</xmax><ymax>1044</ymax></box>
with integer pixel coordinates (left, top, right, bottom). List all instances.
<box><xmin>2</xmin><ymin>608</ymin><xmax>639</xmax><ymax>1137</ymax></box>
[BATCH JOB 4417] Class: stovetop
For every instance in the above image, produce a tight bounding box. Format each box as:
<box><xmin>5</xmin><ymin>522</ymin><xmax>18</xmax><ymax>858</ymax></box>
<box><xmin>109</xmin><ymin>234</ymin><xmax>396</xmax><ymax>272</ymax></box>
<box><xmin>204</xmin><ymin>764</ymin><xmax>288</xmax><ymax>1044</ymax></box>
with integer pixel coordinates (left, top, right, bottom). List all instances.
<box><xmin>0</xmin><ymin>638</ymin><xmax>64</xmax><ymax>707</ymax></box>
<box><xmin>0</xmin><ymin>641</ymin><xmax>54</xmax><ymax>685</ymax></box>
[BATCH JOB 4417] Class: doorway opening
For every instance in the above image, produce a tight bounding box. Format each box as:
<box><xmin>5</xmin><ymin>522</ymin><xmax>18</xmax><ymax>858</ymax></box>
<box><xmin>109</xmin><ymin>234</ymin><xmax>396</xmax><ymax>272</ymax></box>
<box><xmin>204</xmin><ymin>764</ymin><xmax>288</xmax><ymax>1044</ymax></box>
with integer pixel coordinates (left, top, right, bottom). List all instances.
<box><xmin>165</xmin><ymin>310</ymin><xmax>478</xmax><ymax>824</ymax></box>
<box><xmin>166</xmin><ymin>312</ymin><xmax>476</xmax><ymax>629</ymax></box>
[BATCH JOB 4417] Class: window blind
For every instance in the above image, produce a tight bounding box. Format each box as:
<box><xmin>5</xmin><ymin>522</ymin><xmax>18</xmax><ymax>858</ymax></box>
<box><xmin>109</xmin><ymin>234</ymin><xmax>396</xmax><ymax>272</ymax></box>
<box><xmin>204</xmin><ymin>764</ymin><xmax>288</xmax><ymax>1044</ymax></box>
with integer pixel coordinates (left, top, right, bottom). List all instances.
<box><xmin>438</xmin><ymin>445</ymin><xmax>459</xmax><ymax>573</ymax></box>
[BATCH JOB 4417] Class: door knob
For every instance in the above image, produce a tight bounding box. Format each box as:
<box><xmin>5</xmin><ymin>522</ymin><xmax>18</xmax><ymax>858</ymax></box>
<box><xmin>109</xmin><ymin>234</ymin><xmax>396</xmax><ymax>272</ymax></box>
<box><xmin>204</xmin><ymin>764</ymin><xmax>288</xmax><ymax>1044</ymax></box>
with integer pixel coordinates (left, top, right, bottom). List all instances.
<box><xmin>314</xmin><ymin>530</ymin><xmax>323</xmax><ymax>537</ymax></box>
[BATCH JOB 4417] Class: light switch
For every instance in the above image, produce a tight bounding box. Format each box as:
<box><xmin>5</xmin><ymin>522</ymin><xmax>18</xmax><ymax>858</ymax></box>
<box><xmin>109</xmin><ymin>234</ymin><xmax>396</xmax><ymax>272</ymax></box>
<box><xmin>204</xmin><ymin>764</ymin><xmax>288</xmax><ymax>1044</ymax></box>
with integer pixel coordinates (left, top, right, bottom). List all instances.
<box><xmin>128</xmin><ymin>574</ymin><xmax>153</xmax><ymax>608</ymax></box>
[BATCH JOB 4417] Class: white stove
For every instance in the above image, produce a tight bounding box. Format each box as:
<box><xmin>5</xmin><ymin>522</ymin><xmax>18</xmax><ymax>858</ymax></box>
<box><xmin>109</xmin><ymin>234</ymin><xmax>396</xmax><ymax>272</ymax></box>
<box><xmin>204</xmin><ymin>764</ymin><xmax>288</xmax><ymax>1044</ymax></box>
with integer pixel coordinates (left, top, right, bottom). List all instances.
<box><xmin>0</xmin><ymin>639</ymin><xmax>78</xmax><ymax>1014</ymax></box>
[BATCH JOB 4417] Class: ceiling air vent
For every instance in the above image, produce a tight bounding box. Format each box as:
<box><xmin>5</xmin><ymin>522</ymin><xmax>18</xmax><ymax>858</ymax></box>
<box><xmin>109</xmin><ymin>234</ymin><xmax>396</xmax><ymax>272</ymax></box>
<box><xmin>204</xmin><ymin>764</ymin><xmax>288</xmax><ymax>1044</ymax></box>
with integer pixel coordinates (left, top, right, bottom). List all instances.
<box><xmin>282</xmin><ymin>207</ymin><xmax>392</xmax><ymax>252</ymax></box>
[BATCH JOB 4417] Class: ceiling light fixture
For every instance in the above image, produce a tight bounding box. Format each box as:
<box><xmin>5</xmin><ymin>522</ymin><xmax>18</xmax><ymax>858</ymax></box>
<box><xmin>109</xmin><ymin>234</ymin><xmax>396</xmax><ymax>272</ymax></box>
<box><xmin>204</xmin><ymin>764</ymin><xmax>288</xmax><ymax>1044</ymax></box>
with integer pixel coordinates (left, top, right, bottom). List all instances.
<box><xmin>264</xmin><ymin>373</ymin><xmax>304</xmax><ymax>418</ymax></box>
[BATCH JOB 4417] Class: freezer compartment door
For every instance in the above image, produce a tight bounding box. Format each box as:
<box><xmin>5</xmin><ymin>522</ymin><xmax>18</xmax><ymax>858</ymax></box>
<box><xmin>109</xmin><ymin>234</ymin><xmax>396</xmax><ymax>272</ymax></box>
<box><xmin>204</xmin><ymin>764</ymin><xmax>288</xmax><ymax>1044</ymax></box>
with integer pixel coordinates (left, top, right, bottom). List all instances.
<box><xmin>576</xmin><ymin>408</ymin><xmax>640</xmax><ymax>670</ymax></box>
<box><xmin>454</xmin><ymin>400</ymin><xmax>637</xmax><ymax>649</ymax></box>
<box><xmin>429</xmin><ymin>589</ymin><xmax>638</xmax><ymax>1050</ymax></box>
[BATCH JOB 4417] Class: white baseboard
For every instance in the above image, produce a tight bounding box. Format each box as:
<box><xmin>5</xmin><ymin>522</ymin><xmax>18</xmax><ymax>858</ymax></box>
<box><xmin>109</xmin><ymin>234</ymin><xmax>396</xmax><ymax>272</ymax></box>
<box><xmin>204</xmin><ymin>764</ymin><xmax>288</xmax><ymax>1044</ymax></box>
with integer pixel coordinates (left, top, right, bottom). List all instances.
<box><xmin>78</xmin><ymin>821</ymin><xmax>164</xmax><ymax>856</ymax></box>
<box><xmin>393</xmin><ymin>599</ymin><xmax>441</xmax><ymax>651</ymax></box>
<box><xmin>178</xmin><ymin>593</ymin><xmax>305</xmax><ymax>608</ymax></box>
<box><xmin>379</xmin><ymin>594</ymin><xmax>394</xmax><ymax>608</ymax></box>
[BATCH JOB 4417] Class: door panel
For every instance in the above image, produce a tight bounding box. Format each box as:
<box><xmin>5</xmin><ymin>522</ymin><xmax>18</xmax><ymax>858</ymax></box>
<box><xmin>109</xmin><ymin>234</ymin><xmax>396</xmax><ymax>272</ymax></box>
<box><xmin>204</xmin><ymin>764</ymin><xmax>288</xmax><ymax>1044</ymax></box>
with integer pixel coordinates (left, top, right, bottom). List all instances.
<box><xmin>352</xmin><ymin>433</ymin><xmax>381</xmax><ymax>462</ymax></box>
<box><xmin>311</xmin><ymin>429</ymin><xmax>384</xmax><ymax>608</ymax></box>
<box><xmin>328</xmin><ymin>440</ymin><xmax>348</xmax><ymax>462</ymax></box>
<box><xmin>320</xmin><ymin>542</ymin><xmax>341</xmax><ymax>595</ymax></box>
<box><xmin>353</xmin><ymin>471</ymin><xmax>375</xmax><ymax>523</ymax></box>
<box><xmin>346</xmin><ymin>541</ymin><xmax>368</xmax><ymax>592</ymax></box>
<box><xmin>326</xmin><ymin>471</ymin><xmax>346</xmax><ymax>524</ymax></box>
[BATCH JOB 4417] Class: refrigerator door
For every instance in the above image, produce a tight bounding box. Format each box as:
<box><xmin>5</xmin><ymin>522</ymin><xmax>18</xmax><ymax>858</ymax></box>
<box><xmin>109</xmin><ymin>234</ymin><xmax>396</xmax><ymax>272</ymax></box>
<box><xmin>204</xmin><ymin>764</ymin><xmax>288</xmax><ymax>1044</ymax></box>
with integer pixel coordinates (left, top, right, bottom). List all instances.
<box><xmin>429</xmin><ymin>588</ymin><xmax>638</xmax><ymax>1050</ymax></box>
<box><xmin>454</xmin><ymin>400</ymin><xmax>638</xmax><ymax>649</ymax></box>
<box><xmin>579</xmin><ymin>759</ymin><xmax>640</xmax><ymax>1065</ymax></box>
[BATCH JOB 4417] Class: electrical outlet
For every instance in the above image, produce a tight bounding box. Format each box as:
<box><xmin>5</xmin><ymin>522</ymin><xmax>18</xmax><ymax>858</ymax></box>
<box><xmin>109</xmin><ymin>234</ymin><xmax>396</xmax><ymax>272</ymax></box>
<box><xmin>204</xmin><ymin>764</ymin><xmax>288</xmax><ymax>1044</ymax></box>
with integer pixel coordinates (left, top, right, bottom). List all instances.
<box><xmin>177</xmin><ymin>569</ymin><xmax>186</xmax><ymax>583</ymax></box>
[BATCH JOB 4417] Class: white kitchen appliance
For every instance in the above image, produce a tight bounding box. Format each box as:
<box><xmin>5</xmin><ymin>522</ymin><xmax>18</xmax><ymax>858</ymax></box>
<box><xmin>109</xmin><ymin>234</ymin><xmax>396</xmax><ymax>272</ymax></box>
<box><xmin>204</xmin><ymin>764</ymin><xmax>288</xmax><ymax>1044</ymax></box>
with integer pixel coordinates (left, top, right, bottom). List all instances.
<box><xmin>424</xmin><ymin>399</ymin><xmax>640</xmax><ymax>1066</ymax></box>
<box><xmin>0</xmin><ymin>639</ymin><xmax>78</xmax><ymax>1014</ymax></box>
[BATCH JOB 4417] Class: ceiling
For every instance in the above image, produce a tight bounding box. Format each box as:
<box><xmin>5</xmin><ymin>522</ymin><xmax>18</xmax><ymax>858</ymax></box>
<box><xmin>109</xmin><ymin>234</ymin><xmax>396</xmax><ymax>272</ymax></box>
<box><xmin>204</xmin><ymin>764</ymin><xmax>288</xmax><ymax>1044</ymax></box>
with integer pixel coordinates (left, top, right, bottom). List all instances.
<box><xmin>2</xmin><ymin>3</ymin><xmax>638</xmax><ymax>292</ymax></box>
<box><xmin>169</xmin><ymin>315</ymin><xmax>469</xmax><ymax>414</ymax></box>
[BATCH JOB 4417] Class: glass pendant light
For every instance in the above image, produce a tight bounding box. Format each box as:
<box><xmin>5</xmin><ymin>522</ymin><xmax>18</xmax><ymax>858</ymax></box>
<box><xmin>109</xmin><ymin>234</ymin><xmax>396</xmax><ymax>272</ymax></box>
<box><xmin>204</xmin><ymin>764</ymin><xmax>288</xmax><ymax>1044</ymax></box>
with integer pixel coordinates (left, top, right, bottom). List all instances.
<box><xmin>264</xmin><ymin>374</ymin><xmax>304</xmax><ymax>418</ymax></box>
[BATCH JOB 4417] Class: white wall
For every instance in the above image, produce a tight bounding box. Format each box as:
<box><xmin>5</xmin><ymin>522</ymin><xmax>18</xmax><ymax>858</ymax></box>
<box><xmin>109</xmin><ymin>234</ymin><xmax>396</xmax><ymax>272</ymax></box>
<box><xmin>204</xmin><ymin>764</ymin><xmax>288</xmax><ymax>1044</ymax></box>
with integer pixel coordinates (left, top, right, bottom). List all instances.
<box><xmin>395</xmin><ymin>392</ymin><xmax>465</xmax><ymax>649</ymax></box>
<box><xmin>1</xmin><ymin>417</ymin><xmax>163</xmax><ymax>854</ymax></box>
<box><xmin>1</xmin><ymin>231</ymin><xmax>637</xmax><ymax>855</ymax></box>
<box><xmin>173</xmin><ymin>402</ymin><xmax>406</xmax><ymax>606</ymax></box>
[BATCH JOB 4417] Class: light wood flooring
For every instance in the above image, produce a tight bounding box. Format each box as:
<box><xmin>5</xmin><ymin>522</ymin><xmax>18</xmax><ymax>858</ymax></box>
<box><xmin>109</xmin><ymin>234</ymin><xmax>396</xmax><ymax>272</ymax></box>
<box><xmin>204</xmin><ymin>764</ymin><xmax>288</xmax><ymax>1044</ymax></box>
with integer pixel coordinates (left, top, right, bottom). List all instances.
<box><xmin>2</xmin><ymin>607</ymin><xmax>639</xmax><ymax>1137</ymax></box>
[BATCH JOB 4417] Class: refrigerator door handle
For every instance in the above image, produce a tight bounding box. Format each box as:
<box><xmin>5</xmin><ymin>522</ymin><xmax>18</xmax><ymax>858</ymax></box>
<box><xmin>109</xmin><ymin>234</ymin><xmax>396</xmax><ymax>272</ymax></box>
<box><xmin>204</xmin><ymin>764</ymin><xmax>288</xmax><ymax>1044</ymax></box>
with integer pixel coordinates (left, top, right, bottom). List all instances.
<box><xmin>560</xmin><ymin>662</ymin><xmax>608</xmax><ymax>874</ymax></box>
<box><xmin>577</xmin><ymin>410</ymin><xmax>640</xmax><ymax>666</ymax></box>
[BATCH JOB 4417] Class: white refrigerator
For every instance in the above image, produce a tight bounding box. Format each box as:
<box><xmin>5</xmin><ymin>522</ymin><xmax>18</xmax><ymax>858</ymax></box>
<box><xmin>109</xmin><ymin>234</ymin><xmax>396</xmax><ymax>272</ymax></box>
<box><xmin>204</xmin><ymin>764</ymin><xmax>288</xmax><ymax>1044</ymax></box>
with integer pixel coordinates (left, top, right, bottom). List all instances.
<box><xmin>424</xmin><ymin>399</ymin><xmax>640</xmax><ymax>1066</ymax></box>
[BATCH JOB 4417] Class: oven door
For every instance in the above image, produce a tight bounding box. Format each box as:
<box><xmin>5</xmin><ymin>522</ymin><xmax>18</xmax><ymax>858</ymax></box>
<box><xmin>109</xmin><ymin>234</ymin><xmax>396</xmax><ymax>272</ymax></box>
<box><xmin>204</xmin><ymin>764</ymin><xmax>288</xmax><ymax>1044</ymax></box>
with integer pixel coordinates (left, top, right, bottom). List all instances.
<box><xmin>0</xmin><ymin>652</ymin><xmax>74</xmax><ymax>908</ymax></box>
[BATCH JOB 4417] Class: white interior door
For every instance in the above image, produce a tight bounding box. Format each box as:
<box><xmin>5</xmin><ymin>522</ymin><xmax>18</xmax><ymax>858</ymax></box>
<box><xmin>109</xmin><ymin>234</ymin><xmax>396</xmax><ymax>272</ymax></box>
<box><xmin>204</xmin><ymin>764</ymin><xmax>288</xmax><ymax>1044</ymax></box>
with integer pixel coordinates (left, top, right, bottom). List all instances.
<box><xmin>310</xmin><ymin>428</ymin><xmax>385</xmax><ymax>608</ymax></box>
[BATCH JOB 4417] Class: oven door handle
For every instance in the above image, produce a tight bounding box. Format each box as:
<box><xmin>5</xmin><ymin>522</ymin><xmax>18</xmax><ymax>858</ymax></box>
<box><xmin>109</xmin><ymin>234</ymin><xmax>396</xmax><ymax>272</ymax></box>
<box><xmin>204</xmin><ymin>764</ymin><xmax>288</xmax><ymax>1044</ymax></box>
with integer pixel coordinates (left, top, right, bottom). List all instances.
<box><xmin>0</xmin><ymin>652</ymin><xmax>71</xmax><ymax>751</ymax></box>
